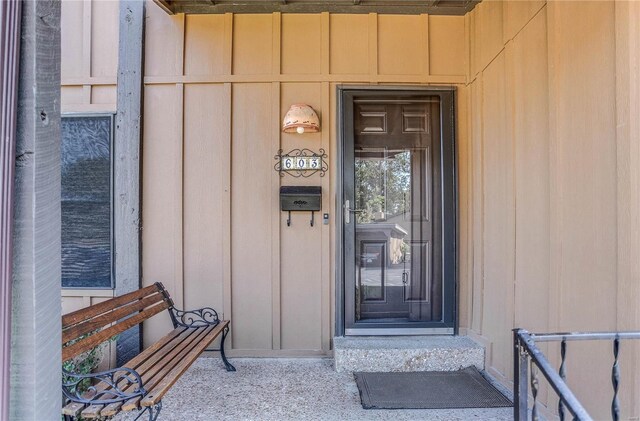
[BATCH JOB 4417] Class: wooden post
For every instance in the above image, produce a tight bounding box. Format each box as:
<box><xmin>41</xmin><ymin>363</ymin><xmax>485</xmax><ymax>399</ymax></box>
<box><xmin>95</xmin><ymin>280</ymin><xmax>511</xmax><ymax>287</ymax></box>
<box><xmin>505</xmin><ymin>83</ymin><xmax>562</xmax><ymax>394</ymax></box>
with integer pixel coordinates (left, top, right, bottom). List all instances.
<box><xmin>10</xmin><ymin>0</ymin><xmax>61</xmax><ymax>419</ymax></box>
<box><xmin>114</xmin><ymin>0</ymin><xmax>145</xmax><ymax>365</ymax></box>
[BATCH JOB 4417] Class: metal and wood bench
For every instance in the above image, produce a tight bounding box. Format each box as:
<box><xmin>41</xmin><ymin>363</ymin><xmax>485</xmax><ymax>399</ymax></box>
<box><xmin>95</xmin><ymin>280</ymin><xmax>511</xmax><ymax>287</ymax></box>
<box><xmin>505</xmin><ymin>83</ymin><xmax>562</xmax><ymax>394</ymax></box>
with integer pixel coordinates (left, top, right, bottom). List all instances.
<box><xmin>61</xmin><ymin>282</ymin><xmax>235</xmax><ymax>421</ymax></box>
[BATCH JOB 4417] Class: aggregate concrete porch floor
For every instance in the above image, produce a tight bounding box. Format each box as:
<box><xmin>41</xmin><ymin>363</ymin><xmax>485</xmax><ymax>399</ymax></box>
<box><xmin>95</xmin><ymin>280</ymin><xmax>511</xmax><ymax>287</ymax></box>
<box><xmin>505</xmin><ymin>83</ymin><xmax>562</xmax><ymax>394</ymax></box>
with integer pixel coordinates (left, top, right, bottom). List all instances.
<box><xmin>115</xmin><ymin>357</ymin><xmax>512</xmax><ymax>421</ymax></box>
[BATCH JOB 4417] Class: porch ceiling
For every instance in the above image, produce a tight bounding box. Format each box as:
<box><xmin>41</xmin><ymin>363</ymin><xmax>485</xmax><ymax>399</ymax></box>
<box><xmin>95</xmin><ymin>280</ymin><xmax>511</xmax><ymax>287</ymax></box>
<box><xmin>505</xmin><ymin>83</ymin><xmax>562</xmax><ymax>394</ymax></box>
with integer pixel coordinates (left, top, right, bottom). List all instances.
<box><xmin>154</xmin><ymin>0</ymin><xmax>480</xmax><ymax>15</ymax></box>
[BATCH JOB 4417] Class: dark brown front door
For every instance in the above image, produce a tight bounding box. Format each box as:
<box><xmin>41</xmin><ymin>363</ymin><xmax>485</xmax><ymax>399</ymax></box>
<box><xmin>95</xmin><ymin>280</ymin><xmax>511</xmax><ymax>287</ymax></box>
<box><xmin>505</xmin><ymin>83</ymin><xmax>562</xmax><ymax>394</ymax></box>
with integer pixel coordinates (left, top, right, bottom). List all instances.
<box><xmin>341</xmin><ymin>89</ymin><xmax>456</xmax><ymax>334</ymax></box>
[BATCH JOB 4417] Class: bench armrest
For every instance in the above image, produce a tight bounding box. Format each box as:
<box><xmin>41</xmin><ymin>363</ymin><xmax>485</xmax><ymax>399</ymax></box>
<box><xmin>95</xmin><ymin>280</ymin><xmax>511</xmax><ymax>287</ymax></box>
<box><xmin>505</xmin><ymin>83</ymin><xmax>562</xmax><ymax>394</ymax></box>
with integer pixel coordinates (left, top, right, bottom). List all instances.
<box><xmin>62</xmin><ymin>366</ymin><xmax>146</xmax><ymax>405</ymax></box>
<box><xmin>169</xmin><ymin>306</ymin><xmax>220</xmax><ymax>328</ymax></box>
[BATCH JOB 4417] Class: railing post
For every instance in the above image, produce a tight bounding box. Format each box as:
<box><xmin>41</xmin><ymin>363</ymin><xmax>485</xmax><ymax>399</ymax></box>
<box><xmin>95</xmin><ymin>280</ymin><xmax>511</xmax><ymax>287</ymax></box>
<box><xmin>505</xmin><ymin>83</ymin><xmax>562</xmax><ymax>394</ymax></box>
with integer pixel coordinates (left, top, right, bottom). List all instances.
<box><xmin>514</xmin><ymin>329</ymin><xmax>520</xmax><ymax>420</ymax></box>
<box><xmin>514</xmin><ymin>329</ymin><xmax>529</xmax><ymax>421</ymax></box>
<box><xmin>558</xmin><ymin>339</ymin><xmax>567</xmax><ymax>421</ymax></box>
<box><xmin>611</xmin><ymin>337</ymin><xmax>620</xmax><ymax>421</ymax></box>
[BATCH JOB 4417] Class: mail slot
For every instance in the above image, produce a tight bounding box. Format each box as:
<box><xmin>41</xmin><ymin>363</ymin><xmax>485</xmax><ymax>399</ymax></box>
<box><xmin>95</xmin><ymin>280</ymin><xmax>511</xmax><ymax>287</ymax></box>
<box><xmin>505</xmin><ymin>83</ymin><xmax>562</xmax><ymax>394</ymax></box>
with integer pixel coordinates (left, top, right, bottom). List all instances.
<box><xmin>280</xmin><ymin>186</ymin><xmax>322</xmax><ymax>211</ymax></box>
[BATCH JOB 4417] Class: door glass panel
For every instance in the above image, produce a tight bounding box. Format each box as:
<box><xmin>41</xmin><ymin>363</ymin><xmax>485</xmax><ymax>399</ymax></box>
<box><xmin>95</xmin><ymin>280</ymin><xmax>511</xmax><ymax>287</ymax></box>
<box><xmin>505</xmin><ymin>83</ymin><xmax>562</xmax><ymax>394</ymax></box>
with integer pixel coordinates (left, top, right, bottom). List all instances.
<box><xmin>352</xmin><ymin>99</ymin><xmax>441</xmax><ymax>324</ymax></box>
<box><xmin>359</xmin><ymin>241</ymin><xmax>386</xmax><ymax>302</ymax></box>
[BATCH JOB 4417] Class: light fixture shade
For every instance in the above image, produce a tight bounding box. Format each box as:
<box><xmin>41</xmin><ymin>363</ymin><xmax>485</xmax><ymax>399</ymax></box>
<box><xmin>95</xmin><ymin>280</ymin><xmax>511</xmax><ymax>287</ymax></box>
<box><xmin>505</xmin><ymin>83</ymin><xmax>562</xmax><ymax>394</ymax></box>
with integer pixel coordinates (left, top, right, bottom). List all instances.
<box><xmin>282</xmin><ymin>104</ymin><xmax>320</xmax><ymax>133</ymax></box>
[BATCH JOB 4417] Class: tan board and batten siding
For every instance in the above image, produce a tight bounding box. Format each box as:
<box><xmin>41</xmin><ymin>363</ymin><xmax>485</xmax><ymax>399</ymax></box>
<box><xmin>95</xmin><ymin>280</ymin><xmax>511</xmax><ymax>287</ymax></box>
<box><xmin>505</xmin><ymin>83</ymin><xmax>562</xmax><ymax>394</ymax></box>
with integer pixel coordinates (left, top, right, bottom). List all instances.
<box><xmin>60</xmin><ymin>1</ymin><xmax>640</xmax><ymax>418</ymax></box>
<box><xmin>140</xmin><ymin>7</ymin><xmax>468</xmax><ymax>356</ymax></box>
<box><xmin>467</xmin><ymin>1</ymin><xmax>640</xmax><ymax>419</ymax></box>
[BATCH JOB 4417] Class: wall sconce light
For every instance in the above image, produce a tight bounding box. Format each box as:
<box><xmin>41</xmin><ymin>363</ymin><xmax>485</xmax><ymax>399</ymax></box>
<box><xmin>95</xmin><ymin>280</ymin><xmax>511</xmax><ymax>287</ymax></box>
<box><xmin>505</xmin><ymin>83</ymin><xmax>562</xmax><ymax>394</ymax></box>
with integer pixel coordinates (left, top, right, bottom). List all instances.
<box><xmin>283</xmin><ymin>104</ymin><xmax>320</xmax><ymax>134</ymax></box>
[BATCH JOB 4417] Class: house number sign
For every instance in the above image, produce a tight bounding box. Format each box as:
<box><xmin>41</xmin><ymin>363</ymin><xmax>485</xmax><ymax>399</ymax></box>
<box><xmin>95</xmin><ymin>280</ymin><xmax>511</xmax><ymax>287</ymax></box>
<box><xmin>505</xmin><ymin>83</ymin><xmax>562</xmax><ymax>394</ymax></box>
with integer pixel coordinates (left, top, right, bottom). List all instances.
<box><xmin>274</xmin><ymin>148</ymin><xmax>328</xmax><ymax>178</ymax></box>
<box><xmin>283</xmin><ymin>156</ymin><xmax>321</xmax><ymax>170</ymax></box>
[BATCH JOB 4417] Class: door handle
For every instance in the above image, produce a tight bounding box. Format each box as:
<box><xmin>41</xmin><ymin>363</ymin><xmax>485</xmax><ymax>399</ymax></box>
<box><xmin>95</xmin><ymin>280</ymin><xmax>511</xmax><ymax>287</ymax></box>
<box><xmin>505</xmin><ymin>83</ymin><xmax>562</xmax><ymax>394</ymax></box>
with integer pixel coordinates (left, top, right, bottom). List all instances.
<box><xmin>344</xmin><ymin>200</ymin><xmax>364</xmax><ymax>224</ymax></box>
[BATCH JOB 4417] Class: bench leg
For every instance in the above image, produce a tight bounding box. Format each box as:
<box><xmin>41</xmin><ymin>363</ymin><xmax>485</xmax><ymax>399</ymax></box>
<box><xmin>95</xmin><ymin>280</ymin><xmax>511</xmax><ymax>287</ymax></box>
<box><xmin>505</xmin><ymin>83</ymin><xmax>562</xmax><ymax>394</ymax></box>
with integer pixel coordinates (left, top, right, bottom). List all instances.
<box><xmin>148</xmin><ymin>401</ymin><xmax>162</xmax><ymax>421</ymax></box>
<box><xmin>133</xmin><ymin>401</ymin><xmax>162</xmax><ymax>421</ymax></box>
<box><xmin>220</xmin><ymin>325</ymin><xmax>236</xmax><ymax>372</ymax></box>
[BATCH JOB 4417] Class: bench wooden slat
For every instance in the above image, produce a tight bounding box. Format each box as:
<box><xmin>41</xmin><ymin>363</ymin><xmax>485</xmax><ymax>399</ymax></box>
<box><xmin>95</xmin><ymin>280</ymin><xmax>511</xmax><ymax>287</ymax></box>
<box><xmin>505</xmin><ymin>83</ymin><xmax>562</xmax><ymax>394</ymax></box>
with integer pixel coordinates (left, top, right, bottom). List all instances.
<box><xmin>121</xmin><ymin>325</ymin><xmax>219</xmax><ymax>411</ymax></box>
<box><xmin>62</xmin><ymin>292</ymin><xmax>166</xmax><ymax>344</ymax></box>
<box><xmin>62</xmin><ymin>301</ymin><xmax>169</xmax><ymax>362</ymax></box>
<box><xmin>62</xmin><ymin>284</ymin><xmax>163</xmax><ymax>329</ymax></box>
<box><xmin>101</xmin><ymin>327</ymin><xmax>205</xmax><ymax>416</ymax></box>
<box><xmin>125</xmin><ymin>326</ymin><xmax>189</xmax><ymax>370</ymax></box>
<box><xmin>75</xmin><ymin>327</ymin><xmax>189</xmax><ymax>418</ymax></box>
<box><xmin>61</xmin><ymin>402</ymin><xmax>85</xmax><ymax>416</ymax></box>
<box><xmin>100</xmin><ymin>400</ymin><xmax>125</xmax><ymax>415</ymax></box>
<box><xmin>141</xmin><ymin>322</ymin><xmax>228</xmax><ymax>407</ymax></box>
<box><xmin>122</xmin><ymin>327</ymin><xmax>202</xmax><ymax>392</ymax></box>
<box><xmin>130</xmin><ymin>328</ymin><xmax>202</xmax><ymax>374</ymax></box>
<box><xmin>80</xmin><ymin>404</ymin><xmax>104</xmax><ymax>419</ymax></box>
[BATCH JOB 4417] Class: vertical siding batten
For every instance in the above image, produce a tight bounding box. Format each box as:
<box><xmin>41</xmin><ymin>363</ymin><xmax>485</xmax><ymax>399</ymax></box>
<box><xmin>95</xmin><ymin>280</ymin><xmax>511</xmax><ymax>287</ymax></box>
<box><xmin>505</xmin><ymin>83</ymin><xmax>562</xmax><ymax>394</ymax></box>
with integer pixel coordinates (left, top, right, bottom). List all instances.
<box><xmin>320</xmin><ymin>12</ymin><xmax>330</xmax><ymax>77</ymax></box>
<box><xmin>470</xmin><ymin>73</ymin><xmax>484</xmax><ymax>335</ymax></box>
<box><xmin>174</xmin><ymin>13</ymin><xmax>186</xmax><ymax>310</ymax></box>
<box><xmin>222</xmin><ymin>80</ymin><xmax>232</xmax><ymax>326</ymax></box>
<box><xmin>82</xmin><ymin>0</ymin><xmax>91</xmax><ymax>104</ymax></box>
<box><xmin>271</xmin><ymin>15</ymin><xmax>282</xmax><ymax>351</ymax></box>
<box><xmin>174</xmin><ymin>82</ymin><xmax>185</xmax><ymax>310</ymax></box>
<box><xmin>456</xmin><ymin>85</ymin><xmax>471</xmax><ymax>331</ymax></box>
<box><xmin>321</xmin><ymin>81</ymin><xmax>331</xmax><ymax>352</ymax></box>
<box><xmin>271</xmin><ymin>81</ymin><xmax>281</xmax><ymax>350</ymax></box>
<box><xmin>175</xmin><ymin>14</ymin><xmax>185</xmax><ymax>76</ymax></box>
<box><xmin>368</xmin><ymin>13</ymin><xmax>377</xmax><ymax>79</ymax></box>
<box><xmin>223</xmin><ymin>13</ymin><xmax>233</xmax><ymax>76</ymax></box>
<box><xmin>421</xmin><ymin>14</ymin><xmax>430</xmax><ymax>78</ymax></box>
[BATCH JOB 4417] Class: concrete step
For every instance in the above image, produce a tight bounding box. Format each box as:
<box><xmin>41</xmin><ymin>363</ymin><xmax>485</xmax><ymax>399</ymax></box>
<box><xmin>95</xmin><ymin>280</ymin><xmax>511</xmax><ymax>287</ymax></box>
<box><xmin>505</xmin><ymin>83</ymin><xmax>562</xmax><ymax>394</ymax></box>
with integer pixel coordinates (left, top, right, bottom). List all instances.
<box><xmin>333</xmin><ymin>335</ymin><xmax>484</xmax><ymax>373</ymax></box>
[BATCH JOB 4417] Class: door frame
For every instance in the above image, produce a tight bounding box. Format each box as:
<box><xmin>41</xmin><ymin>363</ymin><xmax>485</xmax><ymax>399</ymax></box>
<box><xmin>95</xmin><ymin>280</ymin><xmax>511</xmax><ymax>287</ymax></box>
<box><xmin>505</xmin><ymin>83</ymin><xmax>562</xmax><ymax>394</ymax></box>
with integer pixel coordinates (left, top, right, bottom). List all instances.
<box><xmin>335</xmin><ymin>85</ymin><xmax>457</xmax><ymax>336</ymax></box>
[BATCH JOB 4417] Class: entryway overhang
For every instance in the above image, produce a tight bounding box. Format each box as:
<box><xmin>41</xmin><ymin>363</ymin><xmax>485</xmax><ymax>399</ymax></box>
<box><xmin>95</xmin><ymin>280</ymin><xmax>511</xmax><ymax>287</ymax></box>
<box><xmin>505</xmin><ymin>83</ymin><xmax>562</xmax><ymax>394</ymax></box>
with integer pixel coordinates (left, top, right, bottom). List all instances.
<box><xmin>154</xmin><ymin>0</ymin><xmax>480</xmax><ymax>15</ymax></box>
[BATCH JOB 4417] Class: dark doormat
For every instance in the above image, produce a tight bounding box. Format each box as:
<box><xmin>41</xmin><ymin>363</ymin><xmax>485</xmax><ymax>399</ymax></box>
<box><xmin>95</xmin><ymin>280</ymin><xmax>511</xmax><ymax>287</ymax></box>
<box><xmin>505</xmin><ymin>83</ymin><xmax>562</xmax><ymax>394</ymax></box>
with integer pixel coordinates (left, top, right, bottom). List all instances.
<box><xmin>354</xmin><ymin>366</ymin><xmax>513</xmax><ymax>409</ymax></box>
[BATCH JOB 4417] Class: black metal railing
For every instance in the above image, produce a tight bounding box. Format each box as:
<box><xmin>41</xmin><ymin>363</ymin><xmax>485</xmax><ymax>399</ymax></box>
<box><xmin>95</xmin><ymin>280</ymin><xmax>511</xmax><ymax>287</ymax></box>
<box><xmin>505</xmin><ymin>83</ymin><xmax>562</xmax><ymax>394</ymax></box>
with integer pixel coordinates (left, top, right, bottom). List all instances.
<box><xmin>513</xmin><ymin>328</ymin><xmax>640</xmax><ymax>421</ymax></box>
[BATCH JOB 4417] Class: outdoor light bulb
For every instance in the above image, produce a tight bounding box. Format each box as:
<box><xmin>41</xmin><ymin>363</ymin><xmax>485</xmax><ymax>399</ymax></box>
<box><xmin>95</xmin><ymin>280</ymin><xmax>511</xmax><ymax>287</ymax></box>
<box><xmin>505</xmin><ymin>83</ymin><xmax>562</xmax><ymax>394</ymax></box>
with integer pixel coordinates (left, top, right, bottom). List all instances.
<box><xmin>296</xmin><ymin>126</ymin><xmax>305</xmax><ymax>134</ymax></box>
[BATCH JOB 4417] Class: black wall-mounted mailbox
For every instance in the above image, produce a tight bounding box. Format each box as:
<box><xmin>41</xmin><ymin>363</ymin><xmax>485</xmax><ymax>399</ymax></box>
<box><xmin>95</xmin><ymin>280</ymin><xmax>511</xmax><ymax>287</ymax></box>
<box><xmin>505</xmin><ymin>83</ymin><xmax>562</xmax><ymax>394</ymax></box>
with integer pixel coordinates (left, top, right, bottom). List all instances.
<box><xmin>280</xmin><ymin>186</ymin><xmax>322</xmax><ymax>226</ymax></box>
<box><xmin>280</xmin><ymin>186</ymin><xmax>322</xmax><ymax>211</ymax></box>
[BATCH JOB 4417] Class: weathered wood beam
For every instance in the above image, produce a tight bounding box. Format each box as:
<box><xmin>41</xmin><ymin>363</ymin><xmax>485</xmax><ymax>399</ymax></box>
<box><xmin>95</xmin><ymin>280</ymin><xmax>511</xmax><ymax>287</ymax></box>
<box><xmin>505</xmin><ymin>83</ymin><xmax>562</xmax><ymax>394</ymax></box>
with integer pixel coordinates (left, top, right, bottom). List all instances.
<box><xmin>114</xmin><ymin>0</ymin><xmax>145</xmax><ymax>365</ymax></box>
<box><xmin>10</xmin><ymin>0</ymin><xmax>61</xmax><ymax>419</ymax></box>
<box><xmin>157</xmin><ymin>0</ymin><xmax>480</xmax><ymax>15</ymax></box>
<box><xmin>153</xmin><ymin>0</ymin><xmax>174</xmax><ymax>14</ymax></box>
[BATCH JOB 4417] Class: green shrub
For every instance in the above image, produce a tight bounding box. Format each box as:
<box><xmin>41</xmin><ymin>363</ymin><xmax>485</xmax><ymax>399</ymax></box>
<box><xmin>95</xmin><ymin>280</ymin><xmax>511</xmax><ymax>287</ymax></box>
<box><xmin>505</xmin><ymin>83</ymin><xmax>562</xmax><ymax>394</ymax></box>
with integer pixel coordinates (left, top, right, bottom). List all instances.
<box><xmin>62</xmin><ymin>336</ymin><xmax>117</xmax><ymax>421</ymax></box>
